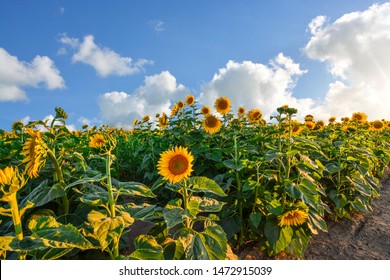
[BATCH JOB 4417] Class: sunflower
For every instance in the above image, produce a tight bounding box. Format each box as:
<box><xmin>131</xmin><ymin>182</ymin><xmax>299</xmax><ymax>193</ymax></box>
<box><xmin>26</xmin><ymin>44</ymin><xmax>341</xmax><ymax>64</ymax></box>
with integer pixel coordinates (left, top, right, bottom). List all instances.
<box><xmin>177</xmin><ymin>100</ymin><xmax>185</xmax><ymax>110</ymax></box>
<box><xmin>158</xmin><ymin>113</ymin><xmax>169</xmax><ymax>129</ymax></box>
<box><xmin>291</xmin><ymin>121</ymin><xmax>303</xmax><ymax>135</ymax></box>
<box><xmin>328</xmin><ymin>116</ymin><xmax>336</xmax><ymax>124</ymax></box>
<box><xmin>203</xmin><ymin>114</ymin><xmax>222</xmax><ymax>134</ymax></box>
<box><xmin>185</xmin><ymin>94</ymin><xmax>195</xmax><ymax>106</ymax></box>
<box><xmin>21</xmin><ymin>128</ymin><xmax>48</xmax><ymax>179</ymax></box>
<box><xmin>278</xmin><ymin>209</ymin><xmax>308</xmax><ymax>227</ymax></box>
<box><xmin>0</xmin><ymin>166</ymin><xmax>27</xmax><ymax>202</ymax></box>
<box><xmin>214</xmin><ymin>96</ymin><xmax>231</xmax><ymax>115</ymax></box>
<box><xmin>371</xmin><ymin>120</ymin><xmax>384</xmax><ymax>131</ymax></box>
<box><xmin>341</xmin><ymin>117</ymin><xmax>350</xmax><ymax>123</ymax></box>
<box><xmin>201</xmin><ymin>106</ymin><xmax>211</xmax><ymax>115</ymax></box>
<box><xmin>352</xmin><ymin>112</ymin><xmax>367</xmax><ymax>123</ymax></box>
<box><xmin>170</xmin><ymin>103</ymin><xmax>179</xmax><ymax>117</ymax></box>
<box><xmin>89</xmin><ymin>134</ymin><xmax>106</xmax><ymax>149</ymax></box>
<box><xmin>305</xmin><ymin>121</ymin><xmax>315</xmax><ymax>130</ymax></box>
<box><xmin>142</xmin><ymin>115</ymin><xmax>150</xmax><ymax>122</ymax></box>
<box><xmin>237</xmin><ymin>106</ymin><xmax>246</xmax><ymax>116</ymax></box>
<box><xmin>157</xmin><ymin>146</ymin><xmax>194</xmax><ymax>184</ymax></box>
<box><xmin>304</xmin><ymin>115</ymin><xmax>314</xmax><ymax>122</ymax></box>
<box><xmin>247</xmin><ymin>109</ymin><xmax>262</xmax><ymax>123</ymax></box>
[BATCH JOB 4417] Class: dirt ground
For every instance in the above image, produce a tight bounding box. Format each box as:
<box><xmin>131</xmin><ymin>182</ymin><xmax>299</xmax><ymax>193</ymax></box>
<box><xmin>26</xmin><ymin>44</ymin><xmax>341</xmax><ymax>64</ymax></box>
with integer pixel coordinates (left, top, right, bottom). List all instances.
<box><xmin>239</xmin><ymin>173</ymin><xmax>390</xmax><ymax>260</ymax></box>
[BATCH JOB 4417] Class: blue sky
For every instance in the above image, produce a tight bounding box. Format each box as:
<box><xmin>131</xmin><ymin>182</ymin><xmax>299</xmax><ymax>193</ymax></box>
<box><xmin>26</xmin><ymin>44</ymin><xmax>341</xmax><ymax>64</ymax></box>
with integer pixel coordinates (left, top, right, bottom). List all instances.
<box><xmin>1</xmin><ymin>0</ymin><xmax>390</xmax><ymax>130</ymax></box>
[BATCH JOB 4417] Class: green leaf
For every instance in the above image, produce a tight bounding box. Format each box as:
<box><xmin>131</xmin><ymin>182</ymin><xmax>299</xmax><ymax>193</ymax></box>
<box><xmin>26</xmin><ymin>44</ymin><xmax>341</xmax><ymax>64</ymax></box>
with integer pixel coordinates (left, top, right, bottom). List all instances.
<box><xmin>285</xmin><ymin>179</ymin><xmax>319</xmax><ymax>210</ymax></box>
<box><xmin>187</xmin><ymin>199</ymin><xmax>200</xmax><ymax>219</ymax></box>
<box><xmin>206</xmin><ymin>150</ymin><xmax>223</xmax><ymax>162</ymax></box>
<box><xmin>219</xmin><ymin>215</ymin><xmax>242</xmax><ymax>240</ymax></box>
<box><xmin>223</xmin><ymin>159</ymin><xmax>243</xmax><ymax>171</ymax></box>
<box><xmin>266</xmin><ymin>199</ymin><xmax>283</xmax><ymax>215</ymax></box>
<box><xmin>21</xmin><ymin>180</ymin><xmax>65</xmax><ymax>208</ymax></box>
<box><xmin>129</xmin><ymin>235</ymin><xmax>164</xmax><ymax>260</ymax></box>
<box><xmin>265</xmin><ymin>150</ymin><xmax>285</xmax><ymax>162</ymax></box>
<box><xmin>187</xmin><ymin>176</ymin><xmax>227</xmax><ymax>197</ymax></box>
<box><xmin>191</xmin><ymin>196</ymin><xmax>224</xmax><ymax>212</ymax></box>
<box><xmin>186</xmin><ymin>225</ymin><xmax>227</xmax><ymax>260</ymax></box>
<box><xmin>120</xmin><ymin>204</ymin><xmax>157</xmax><ymax>220</ymax></box>
<box><xmin>115</xmin><ymin>180</ymin><xmax>155</xmax><ymax>198</ymax></box>
<box><xmin>325</xmin><ymin>162</ymin><xmax>341</xmax><ymax>174</ymax></box>
<box><xmin>78</xmin><ymin>192</ymin><xmax>108</xmax><ymax>206</ymax></box>
<box><xmin>162</xmin><ymin>207</ymin><xmax>186</xmax><ymax>229</ymax></box>
<box><xmin>265</xmin><ymin>220</ymin><xmax>293</xmax><ymax>255</ymax></box>
<box><xmin>287</xmin><ymin>227</ymin><xmax>311</xmax><ymax>258</ymax></box>
<box><xmin>307</xmin><ymin>211</ymin><xmax>328</xmax><ymax>234</ymax></box>
<box><xmin>249</xmin><ymin>212</ymin><xmax>262</xmax><ymax>228</ymax></box>
<box><xmin>64</xmin><ymin>174</ymin><xmax>105</xmax><ymax>190</ymax></box>
<box><xmin>162</xmin><ymin>238</ymin><xmax>185</xmax><ymax>260</ymax></box>
<box><xmin>28</xmin><ymin>216</ymin><xmax>93</xmax><ymax>250</ymax></box>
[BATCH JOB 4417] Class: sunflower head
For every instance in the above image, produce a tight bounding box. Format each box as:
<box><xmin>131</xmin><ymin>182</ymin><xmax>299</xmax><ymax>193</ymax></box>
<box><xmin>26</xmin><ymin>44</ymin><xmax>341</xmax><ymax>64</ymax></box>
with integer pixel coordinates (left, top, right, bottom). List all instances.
<box><xmin>21</xmin><ymin>128</ymin><xmax>48</xmax><ymax>179</ymax></box>
<box><xmin>371</xmin><ymin>120</ymin><xmax>384</xmax><ymax>131</ymax></box>
<box><xmin>185</xmin><ymin>94</ymin><xmax>195</xmax><ymax>106</ymax></box>
<box><xmin>304</xmin><ymin>115</ymin><xmax>314</xmax><ymax>122</ymax></box>
<box><xmin>247</xmin><ymin>109</ymin><xmax>262</xmax><ymax>123</ymax></box>
<box><xmin>328</xmin><ymin>116</ymin><xmax>336</xmax><ymax>124</ymax></box>
<box><xmin>203</xmin><ymin>114</ymin><xmax>222</xmax><ymax>134</ymax></box>
<box><xmin>177</xmin><ymin>100</ymin><xmax>185</xmax><ymax>110</ymax></box>
<box><xmin>11</xmin><ymin>121</ymin><xmax>24</xmax><ymax>132</ymax></box>
<box><xmin>142</xmin><ymin>115</ymin><xmax>150</xmax><ymax>123</ymax></box>
<box><xmin>238</xmin><ymin>106</ymin><xmax>246</xmax><ymax>116</ymax></box>
<box><xmin>305</xmin><ymin>121</ymin><xmax>315</xmax><ymax>130</ymax></box>
<box><xmin>55</xmin><ymin>107</ymin><xmax>68</xmax><ymax>119</ymax></box>
<box><xmin>170</xmin><ymin>103</ymin><xmax>179</xmax><ymax>117</ymax></box>
<box><xmin>278</xmin><ymin>209</ymin><xmax>308</xmax><ymax>227</ymax></box>
<box><xmin>214</xmin><ymin>97</ymin><xmax>231</xmax><ymax>115</ymax></box>
<box><xmin>89</xmin><ymin>133</ymin><xmax>117</xmax><ymax>153</ymax></box>
<box><xmin>158</xmin><ymin>113</ymin><xmax>169</xmax><ymax>129</ymax></box>
<box><xmin>0</xmin><ymin>166</ymin><xmax>27</xmax><ymax>202</ymax></box>
<box><xmin>352</xmin><ymin>112</ymin><xmax>367</xmax><ymax>123</ymax></box>
<box><xmin>291</xmin><ymin>121</ymin><xmax>303</xmax><ymax>135</ymax></box>
<box><xmin>157</xmin><ymin>146</ymin><xmax>194</xmax><ymax>184</ymax></box>
<box><xmin>201</xmin><ymin>106</ymin><xmax>211</xmax><ymax>116</ymax></box>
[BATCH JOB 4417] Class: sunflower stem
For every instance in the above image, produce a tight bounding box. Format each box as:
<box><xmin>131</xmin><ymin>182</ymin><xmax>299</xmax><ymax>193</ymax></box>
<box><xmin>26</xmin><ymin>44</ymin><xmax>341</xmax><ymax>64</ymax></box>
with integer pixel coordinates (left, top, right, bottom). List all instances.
<box><xmin>46</xmin><ymin>149</ymin><xmax>69</xmax><ymax>216</ymax></box>
<box><xmin>106</xmin><ymin>151</ymin><xmax>116</xmax><ymax>219</ymax></box>
<box><xmin>8</xmin><ymin>193</ymin><xmax>26</xmax><ymax>260</ymax></box>
<box><xmin>182</xmin><ymin>180</ymin><xmax>191</xmax><ymax>228</ymax></box>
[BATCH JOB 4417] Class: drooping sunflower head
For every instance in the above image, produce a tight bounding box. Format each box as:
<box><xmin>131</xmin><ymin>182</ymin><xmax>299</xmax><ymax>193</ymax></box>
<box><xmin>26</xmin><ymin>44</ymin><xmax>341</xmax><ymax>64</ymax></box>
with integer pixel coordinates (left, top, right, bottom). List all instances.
<box><xmin>238</xmin><ymin>106</ymin><xmax>246</xmax><ymax>116</ymax></box>
<box><xmin>55</xmin><ymin>107</ymin><xmax>68</xmax><ymax>119</ymax></box>
<box><xmin>158</xmin><ymin>113</ymin><xmax>169</xmax><ymax>129</ymax></box>
<box><xmin>371</xmin><ymin>120</ymin><xmax>384</xmax><ymax>131</ymax></box>
<box><xmin>305</xmin><ymin>121</ymin><xmax>315</xmax><ymax>130</ymax></box>
<box><xmin>0</xmin><ymin>166</ymin><xmax>27</xmax><ymax>202</ymax></box>
<box><xmin>21</xmin><ymin>128</ymin><xmax>48</xmax><ymax>179</ymax></box>
<box><xmin>185</xmin><ymin>94</ymin><xmax>195</xmax><ymax>106</ymax></box>
<box><xmin>142</xmin><ymin>115</ymin><xmax>150</xmax><ymax>123</ymax></box>
<box><xmin>352</xmin><ymin>112</ymin><xmax>367</xmax><ymax>123</ymax></box>
<box><xmin>11</xmin><ymin>120</ymin><xmax>24</xmax><ymax>132</ymax></box>
<box><xmin>247</xmin><ymin>109</ymin><xmax>262</xmax><ymax>123</ymax></box>
<box><xmin>201</xmin><ymin>106</ymin><xmax>211</xmax><ymax>116</ymax></box>
<box><xmin>304</xmin><ymin>115</ymin><xmax>314</xmax><ymax>122</ymax></box>
<box><xmin>170</xmin><ymin>103</ymin><xmax>179</xmax><ymax>117</ymax></box>
<box><xmin>328</xmin><ymin>116</ymin><xmax>336</xmax><ymax>124</ymax></box>
<box><xmin>316</xmin><ymin>120</ymin><xmax>325</xmax><ymax>128</ymax></box>
<box><xmin>278</xmin><ymin>209</ymin><xmax>308</xmax><ymax>227</ymax></box>
<box><xmin>214</xmin><ymin>96</ymin><xmax>231</xmax><ymax>115</ymax></box>
<box><xmin>341</xmin><ymin>117</ymin><xmax>350</xmax><ymax>123</ymax></box>
<box><xmin>157</xmin><ymin>146</ymin><xmax>194</xmax><ymax>184</ymax></box>
<box><xmin>203</xmin><ymin>114</ymin><xmax>222</xmax><ymax>134</ymax></box>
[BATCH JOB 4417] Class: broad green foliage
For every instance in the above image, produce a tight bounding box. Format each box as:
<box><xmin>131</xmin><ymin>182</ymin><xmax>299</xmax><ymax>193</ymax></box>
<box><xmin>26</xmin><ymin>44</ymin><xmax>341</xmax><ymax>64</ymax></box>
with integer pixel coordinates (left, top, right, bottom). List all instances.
<box><xmin>0</xmin><ymin>103</ymin><xmax>389</xmax><ymax>260</ymax></box>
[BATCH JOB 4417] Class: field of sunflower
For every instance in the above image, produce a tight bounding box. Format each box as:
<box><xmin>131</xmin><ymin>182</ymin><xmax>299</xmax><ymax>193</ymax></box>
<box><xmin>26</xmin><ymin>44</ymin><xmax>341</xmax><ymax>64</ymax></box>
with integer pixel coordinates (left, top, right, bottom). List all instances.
<box><xmin>0</xmin><ymin>97</ymin><xmax>389</xmax><ymax>260</ymax></box>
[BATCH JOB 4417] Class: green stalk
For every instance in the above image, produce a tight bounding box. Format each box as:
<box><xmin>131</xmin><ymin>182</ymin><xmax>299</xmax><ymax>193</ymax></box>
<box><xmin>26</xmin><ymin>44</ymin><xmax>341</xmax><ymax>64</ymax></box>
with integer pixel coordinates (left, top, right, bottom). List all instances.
<box><xmin>234</xmin><ymin>136</ymin><xmax>244</xmax><ymax>247</ymax></box>
<box><xmin>47</xmin><ymin>149</ymin><xmax>69</xmax><ymax>216</ymax></box>
<box><xmin>106</xmin><ymin>151</ymin><xmax>116</xmax><ymax>219</ymax></box>
<box><xmin>182</xmin><ymin>180</ymin><xmax>191</xmax><ymax>228</ymax></box>
<box><xmin>8</xmin><ymin>193</ymin><xmax>26</xmax><ymax>260</ymax></box>
<box><xmin>286</xmin><ymin>114</ymin><xmax>292</xmax><ymax>179</ymax></box>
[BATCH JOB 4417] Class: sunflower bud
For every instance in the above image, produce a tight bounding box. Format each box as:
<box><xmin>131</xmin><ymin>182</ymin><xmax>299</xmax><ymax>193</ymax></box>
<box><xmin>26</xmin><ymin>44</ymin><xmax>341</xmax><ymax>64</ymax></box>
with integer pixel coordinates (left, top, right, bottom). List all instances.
<box><xmin>55</xmin><ymin>107</ymin><xmax>68</xmax><ymax>119</ymax></box>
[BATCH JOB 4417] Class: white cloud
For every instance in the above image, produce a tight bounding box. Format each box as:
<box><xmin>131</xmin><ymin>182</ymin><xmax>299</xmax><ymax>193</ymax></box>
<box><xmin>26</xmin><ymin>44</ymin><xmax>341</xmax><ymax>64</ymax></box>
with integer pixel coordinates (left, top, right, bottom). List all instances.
<box><xmin>59</xmin><ymin>34</ymin><xmax>153</xmax><ymax>77</ymax></box>
<box><xmin>147</xmin><ymin>20</ymin><xmax>165</xmax><ymax>32</ymax></box>
<box><xmin>199</xmin><ymin>53</ymin><xmax>313</xmax><ymax>120</ymax></box>
<box><xmin>307</xmin><ymin>15</ymin><xmax>327</xmax><ymax>35</ymax></box>
<box><xmin>304</xmin><ymin>3</ymin><xmax>390</xmax><ymax>120</ymax></box>
<box><xmin>98</xmin><ymin>71</ymin><xmax>190</xmax><ymax>128</ymax></box>
<box><xmin>0</xmin><ymin>48</ymin><xmax>65</xmax><ymax>102</ymax></box>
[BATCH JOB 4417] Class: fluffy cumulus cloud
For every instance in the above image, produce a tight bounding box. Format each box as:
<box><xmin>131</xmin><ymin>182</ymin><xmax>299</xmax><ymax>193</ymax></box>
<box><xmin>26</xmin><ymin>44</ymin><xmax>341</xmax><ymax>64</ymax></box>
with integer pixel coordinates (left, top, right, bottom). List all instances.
<box><xmin>98</xmin><ymin>71</ymin><xmax>190</xmax><ymax>128</ymax></box>
<box><xmin>0</xmin><ymin>48</ymin><xmax>65</xmax><ymax>102</ymax></box>
<box><xmin>304</xmin><ymin>3</ymin><xmax>390</xmax><ymax>120</ymax></box>
<box><xmin>59</xmin><ymin>34</ymin><xmax>153</xmax><ymax>77</ymax></box>
<box><xmin>199</xmin><ymin>53</ymin><xmax>314</xmax><ymax>120</ymax></box>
